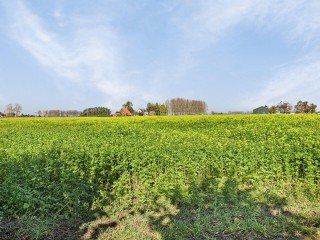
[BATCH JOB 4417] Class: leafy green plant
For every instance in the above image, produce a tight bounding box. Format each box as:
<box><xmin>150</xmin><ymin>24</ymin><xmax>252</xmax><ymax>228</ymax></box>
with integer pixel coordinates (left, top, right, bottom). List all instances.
<box><xmin>0</xmin><ymin>115</ymin><xmax>319</xmax><ymax>239</ymax></box>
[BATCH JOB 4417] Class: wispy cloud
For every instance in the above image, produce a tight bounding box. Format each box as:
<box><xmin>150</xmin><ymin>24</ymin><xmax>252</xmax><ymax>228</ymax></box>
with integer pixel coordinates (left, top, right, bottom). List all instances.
<box><xmin>3</xmin><ymin>1</ymin><xmax>320</xmax><ymax>111</ymax></box>
<box><xmin>173</xmin><ymin>0</ymin><xmax>320</xmax><ymax>47</ymax></box>
<box><xmin>242</xmin><ymin>59</ymin><xmax>320</xmax><ymax>108</ymax></box>
<box><xmin>165</xmin><ymin>1</ymin><xmax>259</xmax><ymax>83</ymax></box>
<box><xmin>4</xmin><ymin>1</ymin><xmax>139</xmax><ymax>108</ymax></box>
<box><xmin>247</xmin><ymin>0</ymin><xmax>320</xmax><ymax>48</ymax></box>
<box><xmin>171</xmin><ymin>0</ymin><xmax>258</xmax><ymax>52</ymax></box>
<box><xmin>241</xmin><ymin>0</ymin><xmax>320</xmax><ymax>107</ymax></box>
<box><xmin>170</xmin><ymin>0</ymin><xmax>320</xmax><ymax>107</ymax></box>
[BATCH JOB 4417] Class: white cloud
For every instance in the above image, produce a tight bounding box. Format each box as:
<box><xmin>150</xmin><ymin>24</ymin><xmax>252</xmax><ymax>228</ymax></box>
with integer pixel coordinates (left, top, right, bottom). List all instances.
<box><xmin>242</xmin><ymin>59</ymin><xmax>320</xmax><ymax>108</ymax></box>
<box><xmin>170</xmin><ymin>0</ymin><xmax>320</xmax><ymax>107</ymax></box>
<box><xmin>4</xmin><ymin>0</ymin><xmax>320</xmax><ymax>111</ymax></box>
<box><xmin>4</xmin><ymin>1</ymin><xmax>140</xmax><ymax>108</ymax></box>
<box><xmin>237</xmin><ymin>0</ymin><xmax>320</xmax><ymax>108</ymax></box>
<box><xmin>172</xmin><ymin>0</ymin><xmax>320</xmax><ymax>48</ymax></box>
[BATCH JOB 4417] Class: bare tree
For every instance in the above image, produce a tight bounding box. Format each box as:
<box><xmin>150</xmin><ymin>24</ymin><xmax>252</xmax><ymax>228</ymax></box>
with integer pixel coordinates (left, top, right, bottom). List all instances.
<box><xmin>5</xmin><ymin>104</ymin><xmax>14</xmax><ymax>117</ymax></box>
<box><xmin>36</xmin><ymin>110</ymin><xmax>42</xmax><ymax>116</ymax></box>
<box><xmin>276</xmin><ymin>101</ymin><xmax>292</xmax><ymax>114</ymax></box>
<box><xmin>295</xmin><ymin>100</ymin><xmax>317</xmax><ymax>113</ymax></box>
<box><xmin>294</xmin><ymin>100</ymin><xmax>304</xmax><ymax>113</ymax></box>
<box><xmin>13</xmin><ymin>104</ymin><xmax>22</xmax><ymax>117</ymax></box>
<box><xmin>300</xmin><ymin>101</ymin><xmax>309</xmax><ymax>113</ymax></box>
<box><xmin>48</xmin><ymin>110</ymin><xmax>60</xmax><ymax>117</ymax></box>
<box><xmin>166</xmin><ymin>98</ymin><xmax>207</xmax><ymax>115</ymax></box>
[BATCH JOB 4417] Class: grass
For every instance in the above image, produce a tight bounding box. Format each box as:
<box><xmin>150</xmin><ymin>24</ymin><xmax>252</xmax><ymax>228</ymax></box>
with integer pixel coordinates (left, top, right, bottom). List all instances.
<box><xmin>147</xmin><ymin>179</ymin><xmax>320</xmax><ymax>240</ymax></box>
<box><xmin>1</xmin><ymin>178</ymin><xmax>319</xmax><ymax>239</ymax></box>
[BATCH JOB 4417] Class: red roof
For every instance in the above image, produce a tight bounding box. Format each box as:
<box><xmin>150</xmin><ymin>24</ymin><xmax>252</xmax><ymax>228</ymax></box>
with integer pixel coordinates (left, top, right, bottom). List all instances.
<box><xmin>120</xmin><ymin>108</ymin><xmax>132</xmax><ymax>116</ymax></box>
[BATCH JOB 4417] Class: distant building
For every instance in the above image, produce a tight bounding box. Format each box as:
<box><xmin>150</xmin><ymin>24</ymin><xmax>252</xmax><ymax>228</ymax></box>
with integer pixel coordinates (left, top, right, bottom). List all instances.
<box><xmin>112</xmin><ymin>108</ymin><xmax>133</xmax><ymax>117</ymax></box>
<box><xmin>120</xmin><ymin>108</ymin><xmax>132</xmax><ymax>116</ymax></box>
<box><xmin>148</xmin><ymin>111</ymin><xmax>156</xmax><ymax>116</ymax></box>
<box><xmin>253</xmin><ymin>106</ymin><xmax>269</xmax><ymax>114</ymax></box>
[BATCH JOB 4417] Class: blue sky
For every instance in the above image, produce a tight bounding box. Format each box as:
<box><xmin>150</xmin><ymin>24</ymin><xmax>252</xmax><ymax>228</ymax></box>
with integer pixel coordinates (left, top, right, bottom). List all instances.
<box><xmin>1</xmin><ymin>0</ymin><xmax>320</xmax><ymax>114</ymax></box>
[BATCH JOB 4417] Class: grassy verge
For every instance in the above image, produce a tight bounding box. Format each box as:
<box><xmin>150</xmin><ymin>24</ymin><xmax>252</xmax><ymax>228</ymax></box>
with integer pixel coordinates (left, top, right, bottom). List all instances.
<box><xmin>1</xmin><ymin>179</ymin><xmax>319</xmax><ymax>239</ymax></box>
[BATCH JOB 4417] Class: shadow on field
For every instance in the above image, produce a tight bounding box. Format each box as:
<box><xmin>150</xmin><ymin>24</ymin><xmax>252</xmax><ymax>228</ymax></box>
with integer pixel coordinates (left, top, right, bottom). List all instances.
<box><xmin>145</xmin><ymin>178</ymin><xmax>319</xmax><ymax>240</ymax></box>
<box><xmin>1</xmin><ymin>151</ymin><xmax>319</xmax><ymax>240</ymax></box>
<box><xmin>0</xmin><ymin>152</ymin><xmax>100</xmax><ymax>240</ymax></box>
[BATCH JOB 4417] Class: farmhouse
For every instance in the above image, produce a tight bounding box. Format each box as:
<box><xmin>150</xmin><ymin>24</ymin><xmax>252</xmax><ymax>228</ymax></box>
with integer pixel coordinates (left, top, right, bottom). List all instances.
<box><xmin>113</xmin><ymin>108</ymin><xmax>133</xmax><ymax>117</ymax></box>
<box><xmin>148</xmin><ymin>111</ymin><xmax>156</xmax><ymax>116</ymax></box>
<box><xmin>253</xmin><ymin>106</ymin><xmax>269</xmax><ymax>114</ymax></box>
<box><xmin>120</xmin><ymin>108</ymin><xmax>132</xmax><ymax>116</ymax></box>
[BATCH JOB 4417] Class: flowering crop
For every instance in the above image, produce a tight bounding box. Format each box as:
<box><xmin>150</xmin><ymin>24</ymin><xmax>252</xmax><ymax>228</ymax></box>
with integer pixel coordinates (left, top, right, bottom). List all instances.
<box><xmin>0</xmin><ymin>115</ymin><xmax>319</xmax><ymax>217</ymax></box>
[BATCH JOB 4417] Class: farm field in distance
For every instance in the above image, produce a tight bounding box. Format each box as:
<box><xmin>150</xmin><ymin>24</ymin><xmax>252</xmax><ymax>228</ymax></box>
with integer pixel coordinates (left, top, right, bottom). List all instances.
<box><xmin>0</xmin><ymin>115</ymin><xmax>319</xmax><ymax>239</ymax></box>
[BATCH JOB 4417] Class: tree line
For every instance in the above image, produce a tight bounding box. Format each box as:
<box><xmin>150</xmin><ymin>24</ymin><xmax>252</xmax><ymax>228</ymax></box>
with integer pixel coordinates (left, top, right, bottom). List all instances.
<box><xmin>166</xmin><ymin>98</ymin><xmax>208</xmax><ymax>115</ymax></box>
<box><xmin>80</xmin><ymin>107</ymin><xmax>111</xmax><ymax>117</ymax></box>
<box><xmin>147</xmin><ymin>102</ymin><xmax>168</xmax><ymax>115</ymax></box>
<box><xmin>3</xmin><ymin>104</ymin><xmax>23</xmax><ymax>117</ymax></box>
<box><xmin>6</xmin><ymin>98</ymin><xmax>318</xmax><ymax>117</ymax></box>
<box><xmin>1</xmin><ymin>98</ymin><xmax>208</xmax><ymax>117</ymax></box>
<box><xmin>41</xmin><ymin>110</ymin><xmax>82</xmax><ymax>117</ymax></box>
<box><xmin>269</xmin><ymin>100</ymin><xmax>317</xmax><ymax>114</ymax></box>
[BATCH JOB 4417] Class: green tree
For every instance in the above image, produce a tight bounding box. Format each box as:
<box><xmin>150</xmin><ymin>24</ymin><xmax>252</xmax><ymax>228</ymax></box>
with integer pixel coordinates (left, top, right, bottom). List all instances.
<box><xmin>269</xmin><ymin>106</ymin><xmax>277</xmax><ymax>114</ymax></box>
<box><xmin>137</xmin><ymin>108</ymin><xmax>146</xmax><ymax>116</ymax></box>
<box><xmin>122</xmin><ymin>101</ymin><xmax>134</xmax><ymax>114</ymax></box>
<box><xmin>309</xmin><ymin>103</ymin><xmax>317</xmax><ymax>113</ymax></box>
<box><xmin>81</xmin><ymin>107</ymin><xmax>111</xmax><ymax>117</ymax></box>
<box><xmin>159</xmin><ymin>104</ymin><xmax>168</xmax><ymax>115</ymax></box>
<box><xmin>146</xmin><ymin>102</ymin><xmax>168</xmax><ymax>115</ymax></box>
<box><xmin>146</xmin><ymin>102</ymin><xmax>157</xmax><ymax>113</ymax></box>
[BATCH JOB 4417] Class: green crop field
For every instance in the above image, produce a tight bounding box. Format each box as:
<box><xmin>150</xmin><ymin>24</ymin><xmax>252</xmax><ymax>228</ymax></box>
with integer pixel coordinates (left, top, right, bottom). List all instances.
<box><xmin>0</xmin><ymin>115</ymin><xmax>319</xmax><ymax>239</ymax></box>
